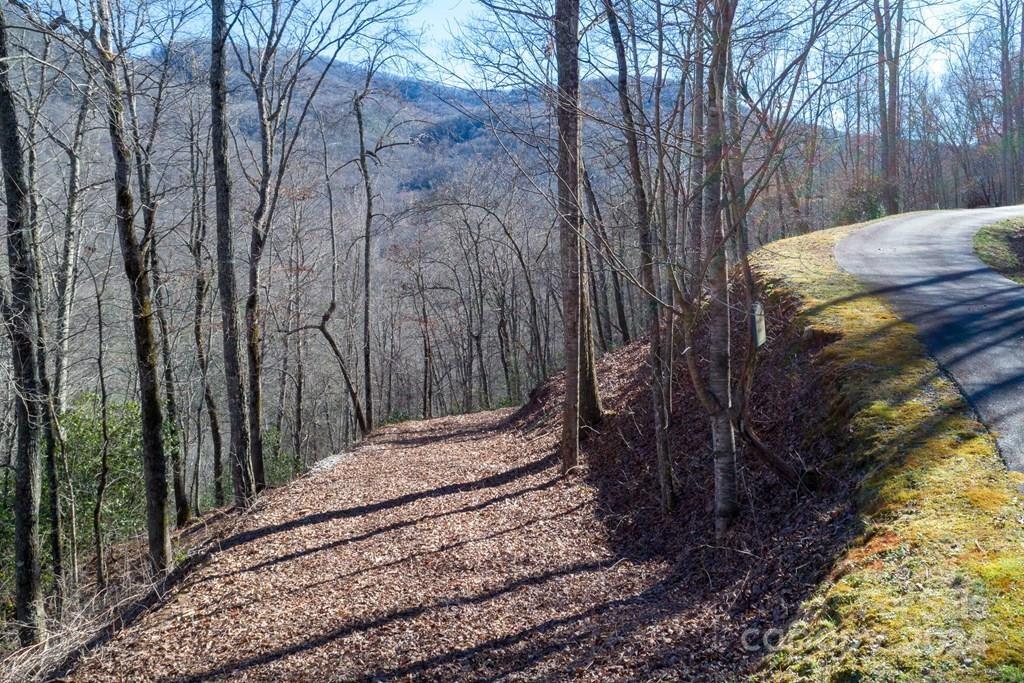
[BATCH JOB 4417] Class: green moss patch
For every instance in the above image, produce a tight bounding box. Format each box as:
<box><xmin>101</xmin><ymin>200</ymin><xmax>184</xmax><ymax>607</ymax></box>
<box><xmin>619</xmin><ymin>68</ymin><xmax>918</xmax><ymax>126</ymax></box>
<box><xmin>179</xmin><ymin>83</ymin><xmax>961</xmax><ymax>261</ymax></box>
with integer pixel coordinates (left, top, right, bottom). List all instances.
<box><xmin>752</xmin><ymin>222</ymin><xmax>1024</xmax><ymax>682</ymax></box>
<box><xmin>974</xmin><ymin>219</ymin><xmax>1024</xmax><ymax>284</ymax></box>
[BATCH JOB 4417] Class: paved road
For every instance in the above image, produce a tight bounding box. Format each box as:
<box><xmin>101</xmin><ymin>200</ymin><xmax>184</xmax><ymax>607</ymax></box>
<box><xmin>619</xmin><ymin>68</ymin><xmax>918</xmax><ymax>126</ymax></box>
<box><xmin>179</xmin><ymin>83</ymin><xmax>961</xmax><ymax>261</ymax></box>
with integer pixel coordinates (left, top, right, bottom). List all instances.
<box><xmin>836</xmin><ymin>206</ymin><xmax>1024</xmax><ymax>471</ymax></box>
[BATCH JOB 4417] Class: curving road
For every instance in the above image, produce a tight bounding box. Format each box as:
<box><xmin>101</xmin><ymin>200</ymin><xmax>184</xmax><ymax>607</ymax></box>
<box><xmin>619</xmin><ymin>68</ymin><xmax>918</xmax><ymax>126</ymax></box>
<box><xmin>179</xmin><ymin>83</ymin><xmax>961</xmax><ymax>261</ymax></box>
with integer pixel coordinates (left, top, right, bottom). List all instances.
<box><xmin>836</xmin><ymin>206</ymin><xmax>1024</xmax><ymax>472</ymax></box>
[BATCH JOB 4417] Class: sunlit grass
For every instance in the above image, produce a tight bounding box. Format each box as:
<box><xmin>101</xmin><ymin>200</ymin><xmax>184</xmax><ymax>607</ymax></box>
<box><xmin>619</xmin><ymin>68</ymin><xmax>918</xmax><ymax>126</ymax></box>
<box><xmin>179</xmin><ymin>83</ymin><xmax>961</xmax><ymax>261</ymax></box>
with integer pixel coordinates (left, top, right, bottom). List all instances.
<box><xmin>974</xmin><ymin>219</ymin><xmax>1024</xmax><ymax>285</ymax></box>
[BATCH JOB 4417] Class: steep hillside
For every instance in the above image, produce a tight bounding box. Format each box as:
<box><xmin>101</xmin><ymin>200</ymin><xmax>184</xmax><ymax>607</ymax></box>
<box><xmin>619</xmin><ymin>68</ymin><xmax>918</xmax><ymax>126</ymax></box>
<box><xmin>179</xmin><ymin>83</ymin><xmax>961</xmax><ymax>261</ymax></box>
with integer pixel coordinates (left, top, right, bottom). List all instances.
<box><xmin>32</xmin><ymin>265</ymin><xmax>858</xmax><ymax>682</ymax></box>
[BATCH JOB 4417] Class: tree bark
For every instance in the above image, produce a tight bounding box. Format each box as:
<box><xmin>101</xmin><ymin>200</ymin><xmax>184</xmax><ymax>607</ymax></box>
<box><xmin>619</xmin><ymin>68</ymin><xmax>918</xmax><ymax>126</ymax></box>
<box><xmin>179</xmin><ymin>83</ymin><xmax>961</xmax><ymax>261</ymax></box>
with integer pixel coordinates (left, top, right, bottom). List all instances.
<box><xmin>48</xmin><ymin>93</ymin><xmax>90</xmax><ymax>586</ymax></box>
<box><xmin>245</xmin><ymin>247</ymin><xmax>267</xmax><ymax>491</ymax></box>
<box><xmin>582</xmin><ymin>167</ymin><xmax>631</xmax><ymax>344</ymax></box>
<box><xmin>189</xmin><ymin>147</ymin><xmax>225</xmax><ymax>507</ymax></box>
<box><xmin>35</xmin><ymin>243</ymin><xmax>64</xmax><ymax>614</ymax></box>
<box><xmin>355</xmin><ymin>93</ymin><xmax>375</xmax><ymax>433</ymax></box>
<box><xmin>419</xmin><ymin>278</ymin><xmax>433</xmax><ymax>418</ymax></box>
<box><xmin>293</xmin><ymin>334</ymin><xmax>305</xmax><ymax>476</ymax></box>
<box><xmin>873</xmin><ymin>0</ymin><xmax>902</xmax><ymax>214</ymax></box>
<box><xmin>586</xmin><ymin>234</ymin><xmax>609</xmax><ymax>352</ymax></box>
<box><xmin>93</xmin><ymin>0</ymin><xmax>171</xmax><ymax>573</ymax></box>
<box><xmin>578</xmin><ymin>242</ymin><xmax>603</xmax><ymax>426</ymax></box>
<box><xmin>555</xmin><ymin>0</ymin><xmax>588</xmax><ymax>473</ymax></box>
<box><xmin>52</xmin><ymin>89</ymin><xmax>89</xmax><ymax>412</ymax></box>
<box><xmin>688</xmin><ymin>0</ymin><xmax>706</xmax><ymax>277</ymax></box>
<box><xmin>150</xmin><ymin>247</ymin><xmax>190</xmax><ymax>527</ymax></box>
<box><xmin>93</xmin><ymin>275</ymin><xmax>110</xmax><ymax>589</ymax></box>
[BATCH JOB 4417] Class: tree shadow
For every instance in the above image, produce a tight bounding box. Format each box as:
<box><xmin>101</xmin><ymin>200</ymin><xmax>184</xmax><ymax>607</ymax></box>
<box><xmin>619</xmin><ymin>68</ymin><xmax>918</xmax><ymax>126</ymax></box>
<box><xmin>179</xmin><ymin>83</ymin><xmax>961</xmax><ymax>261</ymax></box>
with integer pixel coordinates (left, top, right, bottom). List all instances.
<box><xmin>263</xmin><ymin>475</ymin><xmax>557</xmax><ymax>576</ymax></box>
<box><xmin>193</xmin><ymin>502</ymin><xmax>586</xmax><ymax>624</ymax></box>
<box><xmin>809</xmin><ymin>264</ymin><xmax>1024</xmax><ymax>467</ymax></box>
<box><xmin>168</xmin><ymin>559</ymin><xmax>618</xmax><ymax>683</ymax></box>
<box><xmin>212</xmin><ymin>450</ymin><xmax>558</xmax><ymax>555</ymax></box>
<box><xmin>370</xmin><ymin>418</ymin><xmax>513</xmax><ymax>448</ymax></box>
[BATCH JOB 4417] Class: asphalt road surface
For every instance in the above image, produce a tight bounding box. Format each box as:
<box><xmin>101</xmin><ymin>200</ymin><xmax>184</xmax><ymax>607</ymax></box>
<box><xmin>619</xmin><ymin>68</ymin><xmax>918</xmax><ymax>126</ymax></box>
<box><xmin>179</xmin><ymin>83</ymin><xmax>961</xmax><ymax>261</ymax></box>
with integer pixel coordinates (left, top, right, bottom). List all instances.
<box><xmin>835</xmin><ymin>206</ymin><xmax>1024</xmax><ymax>472</ymax></box>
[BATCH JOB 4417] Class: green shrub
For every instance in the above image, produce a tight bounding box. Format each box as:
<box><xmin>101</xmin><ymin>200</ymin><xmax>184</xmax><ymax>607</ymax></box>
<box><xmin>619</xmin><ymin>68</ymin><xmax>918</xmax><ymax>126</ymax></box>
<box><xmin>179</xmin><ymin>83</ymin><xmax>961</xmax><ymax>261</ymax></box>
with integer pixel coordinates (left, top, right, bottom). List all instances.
<box><xmin>0</xmin><ymin>395</ymin><xmax>145</xmax><ymax>609</ymax></box>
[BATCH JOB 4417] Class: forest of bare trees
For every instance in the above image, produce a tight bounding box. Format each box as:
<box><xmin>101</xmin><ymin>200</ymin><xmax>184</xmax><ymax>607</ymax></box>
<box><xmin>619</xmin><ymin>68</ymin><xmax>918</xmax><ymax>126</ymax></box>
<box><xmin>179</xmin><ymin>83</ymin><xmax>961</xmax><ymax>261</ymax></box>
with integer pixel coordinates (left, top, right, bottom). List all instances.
<box><xmin>3</xmin><ymin>0</ymin><xmax>1024</xmax><ymax>658</ymax></box>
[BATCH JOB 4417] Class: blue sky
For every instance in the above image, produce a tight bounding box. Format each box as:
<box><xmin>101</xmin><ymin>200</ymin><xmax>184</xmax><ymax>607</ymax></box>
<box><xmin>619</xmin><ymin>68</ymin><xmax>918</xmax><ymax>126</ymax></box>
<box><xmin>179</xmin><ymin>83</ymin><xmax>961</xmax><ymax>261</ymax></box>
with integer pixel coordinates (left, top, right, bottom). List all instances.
<box><xmin>403</xmin><ymin>0</ymin><xmax>953</xmax><ymax>85</ymax></box>
<box><xmin>413</xmin><ymin>0</ymin><xmax>472</xmax><ymax>31</ymax></box>
<box><xmin>407</xmin><ymin>0</ymin><xmax>476</xmax><ymax>79</ymax></box>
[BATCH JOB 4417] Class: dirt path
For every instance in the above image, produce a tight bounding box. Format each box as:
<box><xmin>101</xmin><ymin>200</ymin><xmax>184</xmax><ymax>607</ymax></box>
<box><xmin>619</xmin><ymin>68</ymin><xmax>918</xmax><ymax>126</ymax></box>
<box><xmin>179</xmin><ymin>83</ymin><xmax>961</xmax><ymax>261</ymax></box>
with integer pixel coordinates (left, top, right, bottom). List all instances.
<box><xmin>67</xmin><ymin>410</ymin><xmax>705</xmax><ymax>682</ymax></box>
<box><xmin>57</xmin><ymin>300</ymin><xmax>856</xmax><ymax>682</ymax></box>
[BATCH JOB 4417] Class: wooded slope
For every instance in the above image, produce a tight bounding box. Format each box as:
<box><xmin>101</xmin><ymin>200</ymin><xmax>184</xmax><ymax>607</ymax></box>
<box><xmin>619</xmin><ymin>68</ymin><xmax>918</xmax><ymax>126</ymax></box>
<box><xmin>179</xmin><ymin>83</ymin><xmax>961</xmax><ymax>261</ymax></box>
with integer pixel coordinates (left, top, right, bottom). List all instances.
<box><xmin>52</xmin><ymin>286</ymin><xmax>853</xmax><ymax>682</ymax></box>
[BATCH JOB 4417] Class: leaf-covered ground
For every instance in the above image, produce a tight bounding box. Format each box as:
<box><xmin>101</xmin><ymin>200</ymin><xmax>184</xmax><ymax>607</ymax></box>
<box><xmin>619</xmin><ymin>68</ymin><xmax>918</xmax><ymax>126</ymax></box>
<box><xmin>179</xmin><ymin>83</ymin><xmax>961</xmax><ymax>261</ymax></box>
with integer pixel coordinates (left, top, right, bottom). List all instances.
<box><xmin>59</xmin><ymin>291</ymin><xmax>856</xmax><ymax>681</ymax></box>
<box><xmin>65</xmin><ymin>408</ymin><xmax>724</xmax><ymax>682</ymax></box>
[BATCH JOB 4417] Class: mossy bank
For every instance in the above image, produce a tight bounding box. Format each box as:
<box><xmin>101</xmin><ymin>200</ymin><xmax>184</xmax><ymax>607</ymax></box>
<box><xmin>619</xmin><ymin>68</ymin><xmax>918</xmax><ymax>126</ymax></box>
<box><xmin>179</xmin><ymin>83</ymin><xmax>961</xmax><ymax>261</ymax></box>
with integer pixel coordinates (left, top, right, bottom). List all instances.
<box><xmin>753</xmin><ymin>222</ymin><xmax>1024</xmax><ymax>682</ymax></box>
<box><xmin>975</xmin><ymin>218</ymin><xmax>1024</xmax><ymax>285</ymax></box>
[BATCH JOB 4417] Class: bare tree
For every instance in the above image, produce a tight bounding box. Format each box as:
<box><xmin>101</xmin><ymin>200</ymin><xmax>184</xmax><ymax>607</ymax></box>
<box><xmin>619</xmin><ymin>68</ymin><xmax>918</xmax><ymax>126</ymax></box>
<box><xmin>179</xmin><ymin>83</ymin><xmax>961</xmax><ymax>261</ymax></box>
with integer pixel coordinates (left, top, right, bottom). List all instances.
<box><xmin>231</xmin><ymin>0</ymin><xmax>413</xmax><ymax>480</ymax></box>
<box><xmin>600</xmin><ymin>0</ymin><xmax>676</xmax><ymax>509</ymax></box>
<box><xmin>704</xmin><ymin>0</ymin><xmax>738</xmax><ymax>538</ymax></box>
<box><xmin>0</xmin><ymin>3</ymin><xmax>46</xmax><ymax>646</ymax></box>
<box><xmin>211</xmin><ymin>0</ymin><xmax>256</xmax><ymax>507</ymax></box>
<box><xmin>873</xmin><ymin>0</ymin><xmax>905</xmax><ymax>213</ymax></box>
<box><xmin>93</xmin><ymin>0</ymin><xmax>172</xmax><ymax>572</ymax></box>
<box><xmin>187</xmin><ymin>104</ymin><xmax>226</xmax><ymax>506</ymax></box>
<box><xmin>88</xmin><ymin>255</ymin><xmax>113</xmax><ymax>589</ymax></box>
<box><xmin>555</xmin><ymin>0</ymin><xmax>602</xmax><ymax>473</ymax></box>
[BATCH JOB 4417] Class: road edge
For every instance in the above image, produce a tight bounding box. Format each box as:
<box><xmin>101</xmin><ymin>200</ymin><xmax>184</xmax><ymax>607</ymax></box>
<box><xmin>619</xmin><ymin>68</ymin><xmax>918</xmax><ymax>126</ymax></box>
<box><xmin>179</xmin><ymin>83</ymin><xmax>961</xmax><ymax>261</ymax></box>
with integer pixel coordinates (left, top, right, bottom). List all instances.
<box><xmin>752</xmin><ymin>222</ymin><xmax>1024</xmax><ymax>681</ymax></box>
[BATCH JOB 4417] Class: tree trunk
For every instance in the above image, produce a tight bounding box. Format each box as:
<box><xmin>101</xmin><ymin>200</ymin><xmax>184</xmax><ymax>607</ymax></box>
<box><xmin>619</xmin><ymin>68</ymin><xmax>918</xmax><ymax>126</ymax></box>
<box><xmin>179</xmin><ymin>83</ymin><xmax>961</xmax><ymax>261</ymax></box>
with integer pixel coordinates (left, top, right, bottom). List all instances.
<box><xmin>497</xmin><ymin>308</ymin><xmax>516</xmax><ymax>404</ymax></box>
<box><xmin>578</xmin><ymin>241</ymin><xmax>603</xmax><ymax>427</ymax></box>
<box><xmin>318</xmin><ymin>320</ymin><xmax>369</xmax><ymax>435</ymax></box>
<box><xmin>211</xmin><ymin>0</ymin><xmax>254</xmax><ymax>507</ymax></box>
<box><xmin>52</xmin><ymin>88</ymin><xmax>89</xmax><ymax>413</ymax></box>
<box><xmin>585</xmin><ymin>225</ymin><xmax>610</xmax><ymax>353</ymax></box>
<box><xmin>420</xmin><ymin>283</ymin><xmax>433</xmax><ymax>418</ymax></box>
<box><xmin>273</xmin><ymin>353</ymin><xmax>289</xmax><ymax>455</ymax></box>
<box><xmin>45</xmin><ymin>90</ymin><xmax>90</xmax><ymax>601</ymax></box>
<box><xmin>192</xmin><ymin>221</ymin><xmax>225</xmax><ymax>507</ymax></box>
<box><xmin>355</xmin><ymin>94</ymin><xmax>375</xmax><ymax>433</ymax></box>
<box><xmin>150</xmin><ymin>248</ymin><xmax>190</xmax><ymax>527</ymax></box>
<box><xmin>21</xmin><ymin>60</ymin><xmax>68</xmax><ymax>614</ymax></box>
<box><xmin>293</xmin><ymin>335</ymin><xmax>305</xmax><ymax>476</ymax></box>
<box><xmin>0</xmin><ymin>6</ymin><xmax>45</xmax><ymax>644</ymax></box>
<box><xmin>93</xmin><ymin>278</ymin><xmax>110</xmax><ymax>589</ymax></box>
<box><xmin>603</xmin><ymin>0</ymin><xmax>674</xmax><ymax>509</ymax></box>
<box><xmin>705</xmin><ymin>0</ymin><xmax>738</xmax><ymax>539</ymax></box>
<box><xmin>93</xmin><ymin>0</ymin><xmax>171</xmax><ymax>573</ymax></box>
<box><xmin>36</xmin><ymin>259</ymin><xmax>64</xmax><ymax>614</ymax></box>
<box><xmin>885</xmin><ymin>0</ymin><xmax>902</xmax><ymax>212</ymax></box>
<box><xmin>245</xmin><ymin>249</ymin><xmax>267</xmax><ymax>491</ymax></box>
<box><xmin>688</xmin><ymin>0</ymin><xmax>706</xmax><ymax>277</ymax></box>
<box><xmin>999</xmin><ymin>0</ymin><xmax>1015</xmax><ymax>202</ymax></box>
<box><xmin>582</xmin><ymin>167</ymin><xmax>630</xmax><ymax>344</ymax></box>
<box><xmin>555</xmin><ymin>0</ymin><xmax>584</xmax><ymax>473</ymax></box>
<box><xmin>874</xmin><ymin>0</ymin><xmax>901</xmax><ymax>214</ymax></box>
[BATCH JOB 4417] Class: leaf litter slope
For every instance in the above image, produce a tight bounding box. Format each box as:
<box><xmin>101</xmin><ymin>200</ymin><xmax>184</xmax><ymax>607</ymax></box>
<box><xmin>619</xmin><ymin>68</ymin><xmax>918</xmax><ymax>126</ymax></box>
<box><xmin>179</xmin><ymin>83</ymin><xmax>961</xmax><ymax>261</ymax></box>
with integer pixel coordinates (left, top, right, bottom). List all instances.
<box><xmin>66</xmin><ymin>300</ymin><xmax>855</xmax><ymax>682</ymax></box>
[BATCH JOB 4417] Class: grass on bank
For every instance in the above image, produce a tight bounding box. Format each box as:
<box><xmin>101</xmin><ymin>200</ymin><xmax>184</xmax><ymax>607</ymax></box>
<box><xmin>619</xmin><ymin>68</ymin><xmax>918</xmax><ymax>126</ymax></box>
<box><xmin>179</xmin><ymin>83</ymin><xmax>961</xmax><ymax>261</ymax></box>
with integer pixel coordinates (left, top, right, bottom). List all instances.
<box><xmin>752</xmin><ymin>222</ymin><xmax>1024</xmax><ymax>682</ymax></box>
<box><xmin>974</xmin><ymin>218</ymin><xmax>1024</xmax><ymax>285</ymax></box>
